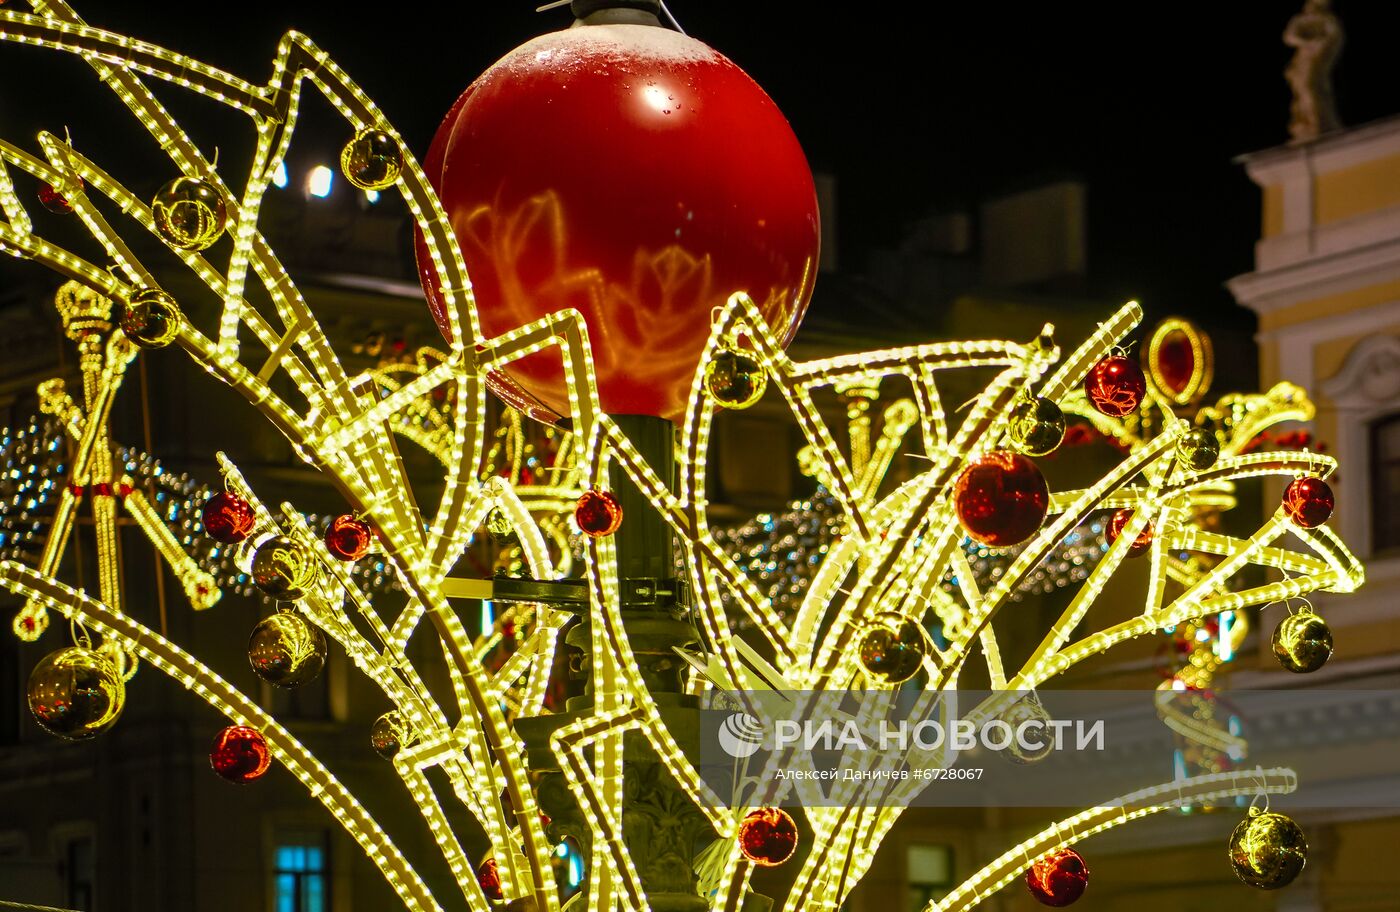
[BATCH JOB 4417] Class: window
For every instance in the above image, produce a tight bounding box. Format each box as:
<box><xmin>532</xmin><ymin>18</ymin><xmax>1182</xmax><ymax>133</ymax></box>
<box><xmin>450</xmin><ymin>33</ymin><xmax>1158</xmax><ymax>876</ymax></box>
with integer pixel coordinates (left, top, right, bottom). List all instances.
<box><xmin>65</xmin><ymin>835</ymin><xmax>95</xmax><ymax>911</ymax></box>
<box><xmin>1369</xmin><ymin>414</ymin><xmax>1400</xmax><ymax>552</ymax></box>
<box><xmin>274</xmin><ymin>832</ymin><xmax>329</xmax><ymax>912</ymax></box>
<box><xmin>906</xmin><ymin>843</ymin><xmax>952</xmax><ymax>911</ymax></box>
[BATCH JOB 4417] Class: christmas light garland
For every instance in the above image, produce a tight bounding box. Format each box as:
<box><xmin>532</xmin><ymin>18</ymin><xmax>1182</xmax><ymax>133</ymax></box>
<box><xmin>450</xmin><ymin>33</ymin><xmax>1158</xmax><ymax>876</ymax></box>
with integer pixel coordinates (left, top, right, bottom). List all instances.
<box><xmin>0</xmin><ymin>4</ymin><xmax>1365</xmax><ymax>911</ymax></box>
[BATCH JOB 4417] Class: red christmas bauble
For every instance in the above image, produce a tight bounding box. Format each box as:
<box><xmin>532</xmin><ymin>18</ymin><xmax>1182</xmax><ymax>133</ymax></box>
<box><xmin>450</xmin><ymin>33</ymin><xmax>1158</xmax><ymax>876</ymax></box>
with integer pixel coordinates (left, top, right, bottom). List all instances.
<box><xmin>1154</xmin><ymin>328</ymin><xmax>1196</xmax><ymax>397</ymax></box>
<box><xmin>738</xmin><ymin>807</ymin><xmax>798</xmax><ymax>867</ymax></box>
<box><xmin>575</xmin><ymin>489</ymin><xmax>623</xmax><ymax>537</ymax></box>
<box><xmin>202</xmin><ymin>492</ymin><xmax>256</xmax><ymax>544</ymax></box>
<box><xmin>38</xmin><ymin>181</ymin><xmax>76</xmax><ymax>215</ymax></box>
<box><xmin>325</xmin><ymin>514</ymin><xmax>373</xmax><ymax>561</ymax></box>
<box><xmin>1106</xmin><ymin>507</ymin><xmax>1153</xmax><ymax>557</ymax></box>
<box><xmin>477</xmin><ymin>858</ymin><xmax>503</xmax><ymax>901</ymax></box>
<box><xmin>210</xmin><ymin>725</ymin><xmax>271</xmax><ymax>783</ymax></box>
<box><xmin>953</xmin><ymin>452</ymin><xmax>1049</xmax><ymax>547</ymax></box>
<box><xmin>1282</xmin><ymin>477</ymin><xmax>1334</xmax><ymax>528</ymax></box>
<box><xmin>1026</xmin><ymin>848</ymin><xmax>1089</xmax><ymax>907</ymax></box>
<box><xmin>1084</xmin><ymin>356</ymin><xmax>1146</xmax><ymax>418</ymax></box>
<box><xmin>416</xmin><ymin>22</ymin><xmax>819</xmax><ymax>423</ymax></box>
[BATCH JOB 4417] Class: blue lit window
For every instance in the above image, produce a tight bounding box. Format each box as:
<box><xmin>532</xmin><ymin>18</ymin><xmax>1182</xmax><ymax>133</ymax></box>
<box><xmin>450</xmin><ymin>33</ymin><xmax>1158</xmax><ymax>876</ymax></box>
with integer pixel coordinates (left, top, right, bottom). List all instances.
<box><xmin>274</xmin><ymin>832</ymin><xmax>329</xmax><ymax>912</ymax></box>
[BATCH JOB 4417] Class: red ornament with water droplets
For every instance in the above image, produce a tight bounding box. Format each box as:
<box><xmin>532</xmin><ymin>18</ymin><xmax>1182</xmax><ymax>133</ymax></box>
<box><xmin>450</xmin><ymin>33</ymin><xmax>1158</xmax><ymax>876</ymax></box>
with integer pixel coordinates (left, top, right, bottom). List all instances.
<box><xmin>1025</xmin><ymin>847</ymin><xmax>1089</xmax><ymax>906</ymax></box>
<box><xmin>1282</xmin><ymin>477</ymin><xmax>1334</xmax><ymax>528</ymax></box>
<box><xmin>738</xmin><ymin>807</ymin><xmax>798</xmax><ymax>867</ymax></box>
<box><xmin>324</xmin><ymin>514</ymin><xmax>373</xmax><ymax>561</ymax></box>
<box><xmin>953</xmin><ymin>452</ymin><xmax>1049</xmax><ymax>547</ymax></box>
<box><xmin>1106</xmin><ymin>508</ymin><xmax>1153</xmax><ymax>557</ymax></box>
<box><xmin>202</xmin><ymin>492</ymin><xmax>256</xmax><ymax>544</ymax></box>
<box><xmin>575</xmin><ymin>490</ymin><xmax>623</xmax><ymax>538</ymax></box>
<box><xmin>210</xmin><ymin>725</ymin><xmax>271</xmax><ymax>783</ymax></box>
<box><xmin>1084</xmin><ymin>355</ymin><xmax>1146</xmax><ymax>417</ymax></box>
<box><xmin>415</xmin><ymin>22</ymin><xmax>819</xmax><ymax>424</ymax></box>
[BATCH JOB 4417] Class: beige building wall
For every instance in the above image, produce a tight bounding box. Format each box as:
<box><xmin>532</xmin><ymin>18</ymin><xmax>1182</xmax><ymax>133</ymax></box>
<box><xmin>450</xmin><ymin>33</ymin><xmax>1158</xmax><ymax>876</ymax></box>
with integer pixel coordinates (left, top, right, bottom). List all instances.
<box><xmin>1227</xmin><ymin>115</ymin><xmax>1400</xmax><ymax>912</ymax></box>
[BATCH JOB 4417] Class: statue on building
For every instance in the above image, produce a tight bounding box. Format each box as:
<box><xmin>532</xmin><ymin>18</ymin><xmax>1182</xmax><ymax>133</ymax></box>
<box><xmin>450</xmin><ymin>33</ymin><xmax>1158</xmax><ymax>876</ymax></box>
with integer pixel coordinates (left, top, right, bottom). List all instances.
<box><xmin>1284</xmin><ymin>0</ymin><xmax>1344</xmax><ymax>143</ymax></box>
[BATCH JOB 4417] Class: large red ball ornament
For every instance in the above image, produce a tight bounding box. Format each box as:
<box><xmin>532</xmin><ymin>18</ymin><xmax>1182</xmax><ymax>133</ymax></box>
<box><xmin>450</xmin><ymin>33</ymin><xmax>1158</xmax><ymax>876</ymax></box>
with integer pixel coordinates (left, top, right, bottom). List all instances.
<box><xmin>417</xmin><ymin>22</ymin><xmax>820</xmax><ymax>423</ymax></box>
<box><xmin>1025</xmin><ymin>848</ymin><xmax>1089</xmax><ymax>907</ymax></box>
<box><xmin>1282</xmin><ymin>477</ymin><xmax>1334</xmax><ymax>528</ymax></box>
<box><xmin>953</xmin><ymin>452</ymin><xmax>1050</xmax><ymax>547</ymax></box>
<box><xmin>1084</xmin><ymin>356</ymin><xmax>1146</xmax><ymax>418</ymax></box>
<box><xmin>210</xmin><ymin>724</ymin><xmax>271</xmax><ymax>783</ymax></box>
<box><xmin>202</xmin><ymin>492</ymin><xmax>256</xmax><ymax>544</ymax></box>
<box><xmin>738</xmin><ymin>807</ymin><xmax>799</xmax><ymax>867</ymax></box>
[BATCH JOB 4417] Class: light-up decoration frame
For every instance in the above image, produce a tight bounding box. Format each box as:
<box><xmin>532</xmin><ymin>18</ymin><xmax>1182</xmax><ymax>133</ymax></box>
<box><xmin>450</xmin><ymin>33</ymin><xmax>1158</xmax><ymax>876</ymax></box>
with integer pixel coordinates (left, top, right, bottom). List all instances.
<box><xmin>0</xmin><ymin>4</ymin><xmax>1363</xmax><ymax>912</ymax></box>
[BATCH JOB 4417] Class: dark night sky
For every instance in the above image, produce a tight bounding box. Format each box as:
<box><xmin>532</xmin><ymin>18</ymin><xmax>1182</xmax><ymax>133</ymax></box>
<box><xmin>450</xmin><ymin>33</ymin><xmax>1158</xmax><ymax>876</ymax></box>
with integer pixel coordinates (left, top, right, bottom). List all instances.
<box><xmin>4</xmin><ymin>2</ymin><xmax>1400</xmax><ymax>333</ymax></box>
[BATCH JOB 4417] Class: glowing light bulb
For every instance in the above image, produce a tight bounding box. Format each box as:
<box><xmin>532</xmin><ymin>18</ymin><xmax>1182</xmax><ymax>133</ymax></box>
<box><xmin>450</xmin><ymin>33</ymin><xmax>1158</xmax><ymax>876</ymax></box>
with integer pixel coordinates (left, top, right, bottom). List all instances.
<box><xmin>272</xmin><ymin>161</ymin><xmax>288</xmax><ymax>189</ymax></box>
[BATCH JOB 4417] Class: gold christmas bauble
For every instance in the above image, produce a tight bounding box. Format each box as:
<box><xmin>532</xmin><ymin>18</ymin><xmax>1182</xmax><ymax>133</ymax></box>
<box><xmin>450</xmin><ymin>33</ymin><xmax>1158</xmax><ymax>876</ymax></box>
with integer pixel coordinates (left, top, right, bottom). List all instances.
<box><xmin>371</xmin><ymin>710</ymin><xmax>411</xmax><ymax>759</ymax></box>
<box><xmin>1228</xmin><ymin>809</ymin><xmax>1307</xmax><ymax>889</ymax></box>
<box><xmin>248</xmin><ymin>611</ymin><xmax>327</xmax><ymax>687</ymax></box>
<box><xmin>251</xmin><ymin>536</ymin><xmax>320</xmax><ymax>601</ymax></box>
<box><xmin>1008</xmin><ymin>396</ymin><xmax>1066</xmax><ymax>457</ymax></box>
<box><xmin>1271</xmin><ymin>611</ymin><xmax>1332</xmax><ymax>674</ymax></box>
<box><xmin>858</xmin><ymin>614</ymin><xmax>926</xmax><ymax>684</ymax></box>
<box><xmin>704</xmin><ymin>349</ymin><xmax>766</xmax><ymax>410</ymax></box>
<box><xmin>120</xmin><ymin>288</ymin><xmax>183</xmax><ymax>349</ymax></box>
<box><xmin>340</xmin><ymin>129</ymin><xmax>403</xmax><ymax>191</ymax></box>
<box><xmin>27</xmin><ymin>646</ymin><xmax>126</xmax><ymax>740</ymax></box>
<box><xmin>1178</xmin><ymin>428</ymin><xmax>1221</xmax><ymax>471</ymax></box>
<box><xmin>998</xmin><ymin>694</ymin><xmax>1055</xmax><ymax>764</ymax></box>
<box><xmin>152</xmin><ymin>176</ymin><xmax>228</xmax><ymax>251</ymax></box>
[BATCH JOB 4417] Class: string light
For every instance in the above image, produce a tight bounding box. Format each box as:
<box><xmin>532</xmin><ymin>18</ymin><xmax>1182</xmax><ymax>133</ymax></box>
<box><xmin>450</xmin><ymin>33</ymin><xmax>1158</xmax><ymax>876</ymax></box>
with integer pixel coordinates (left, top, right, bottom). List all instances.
<box><xmin>0</xmin><ymin>6</ymin><xmax>1366</xmax><ymax>911</ymax></box>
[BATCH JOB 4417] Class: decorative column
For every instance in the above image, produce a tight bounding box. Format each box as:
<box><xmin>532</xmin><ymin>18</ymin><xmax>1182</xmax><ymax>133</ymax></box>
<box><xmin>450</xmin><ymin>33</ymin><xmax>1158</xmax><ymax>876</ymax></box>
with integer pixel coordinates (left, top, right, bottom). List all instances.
<box><xmin>517</xmin><ymin>413</ymin><xmax>712</xmax><ymax>911</ymax></box>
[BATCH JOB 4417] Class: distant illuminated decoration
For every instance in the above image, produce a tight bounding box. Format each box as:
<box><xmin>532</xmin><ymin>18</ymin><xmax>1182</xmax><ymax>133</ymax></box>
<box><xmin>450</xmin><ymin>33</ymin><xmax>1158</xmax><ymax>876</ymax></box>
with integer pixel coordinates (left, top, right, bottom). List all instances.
<box><xmin>306</xmin><ymin>165</ymin><xmax>334</xmax><ymax>199</ymax></box>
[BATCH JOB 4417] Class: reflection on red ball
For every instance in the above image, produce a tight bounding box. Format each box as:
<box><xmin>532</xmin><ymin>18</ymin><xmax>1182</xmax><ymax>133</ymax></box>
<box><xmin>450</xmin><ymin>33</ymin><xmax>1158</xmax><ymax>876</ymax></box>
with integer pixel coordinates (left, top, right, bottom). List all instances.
<box><xmin>1106</xmin><ymin>508</ymin><xmax>1154</xmax><ymax>557</ymax></box>
<box><xmin>324</xmin><ymin>514</ymin><xmax>373</xmax><ymax>561</ymax></box>
<box><xmin>1026</xmin><ymin>847</ymin><xmax>1089</xmax><ymax>906</ymax></box>
<box><xmin>953</xmin><ymin>452</ymin><xmax>1049</xmax><ymax>547</ymax></box>
<box><xmin>417</xmin><ymin>23</ymin><xmax>819</xmax><ymax>423</ymax></box>
<box><xmin>1084</xmin><ymin>356</ymin><xmax>1146</xmax><ymax>418</ymax></box>
<box><xmin>1282</xmin><ymin>477</ymin><xmax>1334</xmax><ymax>528</ymax></box>
<box><xmin>202</xmin><ymin>492</ymin><xmax>256</xmax><ymax>544</ymax></box>
<box><xmin>38</xmin><ymin>181</ymin><xmax>77</xmax><ymax>215</ymax></box>
<box><xmin>210</xmin><ymin>725</ymin><xmax>271</xmax><ymax>783</ymax></box>
<box><xmin>575</xmin><ymin>490</ymin><xmax>623</xmax><ymax>538</ymax></box>
<box><xmin>738</xmin><ymin>807</ymin><xmax>798</xmax><ymax>867</ymax></box>
<box><xmin>477</xmin><ymin>858</ymin><xmax>503</xmax><ymax>901</ymax></box>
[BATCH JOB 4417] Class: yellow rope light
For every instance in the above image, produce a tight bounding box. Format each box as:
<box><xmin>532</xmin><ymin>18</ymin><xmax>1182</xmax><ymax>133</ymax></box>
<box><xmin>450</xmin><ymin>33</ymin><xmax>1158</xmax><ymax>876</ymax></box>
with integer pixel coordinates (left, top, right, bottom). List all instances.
<box><xmin>0</xmin><ymin>5</ymin><xmax>1366</xmax><ymax>910</ymax></box>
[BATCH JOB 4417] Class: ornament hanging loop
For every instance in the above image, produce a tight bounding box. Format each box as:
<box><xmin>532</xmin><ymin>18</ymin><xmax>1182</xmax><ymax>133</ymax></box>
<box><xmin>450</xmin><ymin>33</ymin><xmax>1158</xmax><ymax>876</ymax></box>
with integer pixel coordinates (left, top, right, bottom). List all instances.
<box><xmin>1249</xmin><ymin>768</ymin><xmax>1271</xmax><ymax>815</ymax></box>
<box><xmin>69</xmin><ymin>616</ymin><xmax>93</xmax><ymax>651</ymax></box>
